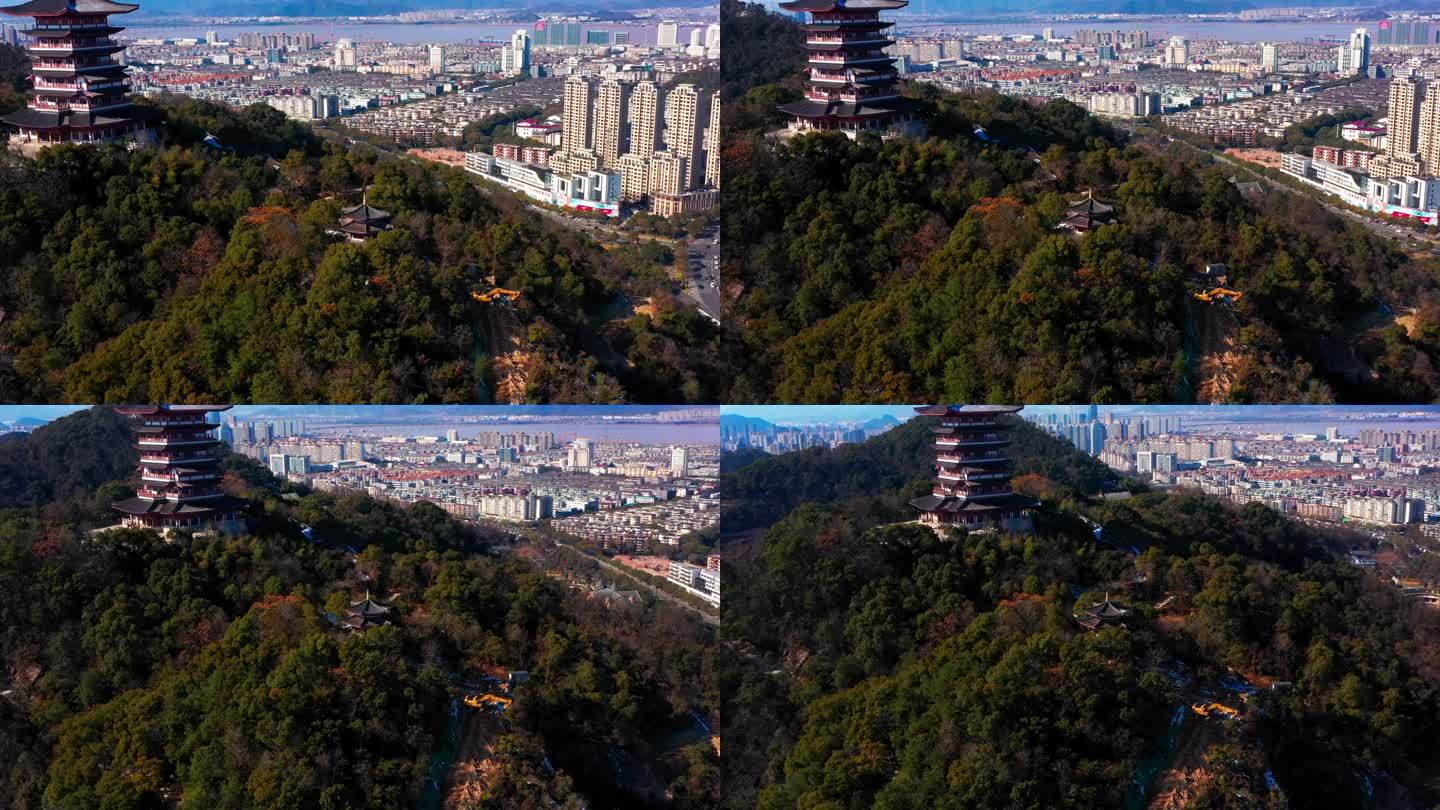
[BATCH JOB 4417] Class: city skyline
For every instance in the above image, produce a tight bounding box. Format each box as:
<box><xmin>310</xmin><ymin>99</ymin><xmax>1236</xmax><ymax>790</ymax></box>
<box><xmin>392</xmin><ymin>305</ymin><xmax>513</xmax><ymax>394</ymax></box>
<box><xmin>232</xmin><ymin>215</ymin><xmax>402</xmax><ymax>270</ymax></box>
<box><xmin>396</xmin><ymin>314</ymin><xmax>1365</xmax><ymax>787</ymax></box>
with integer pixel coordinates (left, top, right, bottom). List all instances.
<box><xmin>720</xmin><ymin>404</ymin><xmax>916</xmax><ymax>425</ymax></box>
<box><xmin>721</xmin><ymin>403</ymin><xmax>1440</xmax><ymax>426</ymax></box>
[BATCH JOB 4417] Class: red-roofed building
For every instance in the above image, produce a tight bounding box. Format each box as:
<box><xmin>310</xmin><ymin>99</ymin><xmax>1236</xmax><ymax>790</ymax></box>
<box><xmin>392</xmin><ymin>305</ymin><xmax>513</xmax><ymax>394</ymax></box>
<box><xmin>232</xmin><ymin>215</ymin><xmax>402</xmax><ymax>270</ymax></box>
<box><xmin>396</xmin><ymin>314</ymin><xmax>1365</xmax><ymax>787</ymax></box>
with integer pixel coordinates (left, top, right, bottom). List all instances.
<box><xmin>776</xmin><ymin>0</ymin><xmax>911</xmax><ymax>138</ymax></box>
<box><xmin>909</xmin><ymin>405</ymin><xmax>1037</xmax><ymax>533</ymax></box>
<box><xmin>1</xmin><ymin>0</ymin><xmax>159</xmax><ymax>153</ymax></box>
<box><xmin>110</xmin><ymin>405</ymin><xmax>248</xmax><ymax>536</ymax></box>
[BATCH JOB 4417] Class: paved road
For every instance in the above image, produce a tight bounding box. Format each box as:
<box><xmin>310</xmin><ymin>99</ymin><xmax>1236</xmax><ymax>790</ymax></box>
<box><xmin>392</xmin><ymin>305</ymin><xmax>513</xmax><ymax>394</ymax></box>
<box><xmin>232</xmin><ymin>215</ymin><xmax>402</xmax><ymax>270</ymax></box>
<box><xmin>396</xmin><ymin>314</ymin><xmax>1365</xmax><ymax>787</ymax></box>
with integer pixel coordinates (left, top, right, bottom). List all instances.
<box><xmin>683</xmin><ymin>225</ymin><xmax>721</xmax><ymax>323</ymax></box>
<box><xmin>1153</xmin><ymin>133</ymin><xmax>1440</xmax><ymax>253</ymax></box>
<box><xmin>550</xmin><ymin>539</ymin><xmax>720</xmax><ymax>626</ymax></box>
<box><xmin>377</xmin><ymin>142</ymin><xmax>723</xmax><ymax>320</ymax></box>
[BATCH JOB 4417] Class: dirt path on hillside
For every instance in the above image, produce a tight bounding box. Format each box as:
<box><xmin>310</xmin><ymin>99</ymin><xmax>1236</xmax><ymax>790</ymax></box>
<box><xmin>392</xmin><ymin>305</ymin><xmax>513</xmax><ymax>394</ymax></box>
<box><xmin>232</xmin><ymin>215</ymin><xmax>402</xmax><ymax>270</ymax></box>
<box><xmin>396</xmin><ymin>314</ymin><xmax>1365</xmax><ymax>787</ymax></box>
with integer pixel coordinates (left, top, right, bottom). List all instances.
<box><xmin>443</xmin><ymin>710</ymin><xmax>507</xmax><ymax>809</ymax></box>
<box><xmin>1194</xmin><ymin>298</ymin><xmax>1241</xmax><ymax>403</ymax></box>
<box><xmin>477</xmin><ymin>301</ymin><xmax>532</xmax><ymax>405</ymax></box>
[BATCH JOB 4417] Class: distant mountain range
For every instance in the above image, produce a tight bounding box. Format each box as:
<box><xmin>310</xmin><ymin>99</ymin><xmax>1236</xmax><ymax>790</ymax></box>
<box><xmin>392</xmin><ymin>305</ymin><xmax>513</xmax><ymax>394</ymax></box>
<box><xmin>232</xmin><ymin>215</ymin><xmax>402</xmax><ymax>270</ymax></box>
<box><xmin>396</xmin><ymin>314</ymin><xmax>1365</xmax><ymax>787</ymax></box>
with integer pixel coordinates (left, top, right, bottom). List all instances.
<box><xmin>751</xmin><ymin>0</ymin><xmax>1425</xmax><ymax>15</ymax></box>
<box><xmin>228</xmin><ymin>405</ymin><xmax>715</xmax><ymax>423</ymax></box>
<box><xmin>719</xmin><ymin>412</ymin><xmax>903</xmax><ymax>434</ymax></box>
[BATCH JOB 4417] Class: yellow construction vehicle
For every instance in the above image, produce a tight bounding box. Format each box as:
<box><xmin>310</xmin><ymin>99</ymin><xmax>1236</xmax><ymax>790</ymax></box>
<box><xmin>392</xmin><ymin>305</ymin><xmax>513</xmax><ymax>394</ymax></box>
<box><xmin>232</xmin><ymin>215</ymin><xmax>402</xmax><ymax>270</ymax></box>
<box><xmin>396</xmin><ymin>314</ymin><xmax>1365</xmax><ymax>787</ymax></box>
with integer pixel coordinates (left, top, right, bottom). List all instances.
<box><xmin>463</xmin><ymin>693</ymin><xmax>513</xmax><ymax>710</ymax></box>
<box><xmin>1193</xmin><ymin>287</ymin><xmax>1243</xmax><ymax>304</ymax></box>
<box><xmin>471</xmin><ymin>288</ymin><xmax>522</xmax><ymax>305</ymax></box>
<box><xmin>1190</xmin><ymin>702</ymin><xmax>1239</xmax><ymax>719</ymax></box>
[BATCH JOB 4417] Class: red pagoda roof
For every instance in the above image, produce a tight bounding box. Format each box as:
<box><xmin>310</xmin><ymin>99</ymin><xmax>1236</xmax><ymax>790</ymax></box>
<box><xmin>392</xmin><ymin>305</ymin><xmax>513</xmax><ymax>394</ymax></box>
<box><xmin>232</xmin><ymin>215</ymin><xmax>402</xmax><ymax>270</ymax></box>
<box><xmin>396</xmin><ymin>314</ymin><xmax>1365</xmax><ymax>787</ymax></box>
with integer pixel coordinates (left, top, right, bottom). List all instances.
<box><xmin>0</xmin><ymin>0</ymin><xmax>139</xmax><ymax>16</ymax></box>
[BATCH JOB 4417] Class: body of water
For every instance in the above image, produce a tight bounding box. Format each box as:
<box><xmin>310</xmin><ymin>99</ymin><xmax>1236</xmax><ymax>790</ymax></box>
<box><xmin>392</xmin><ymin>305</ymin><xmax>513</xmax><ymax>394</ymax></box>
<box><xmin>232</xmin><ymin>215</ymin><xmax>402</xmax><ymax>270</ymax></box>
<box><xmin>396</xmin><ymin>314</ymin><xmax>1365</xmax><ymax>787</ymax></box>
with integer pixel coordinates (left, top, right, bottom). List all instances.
<box><xmin>123</xmin><ymin>21</ymin><xmax>676</xmax><ymax>46</ymax></box>
<box><xmin>905</xmin><ymin>18</ymin><xmax>1383</xmax><ymax>43</ymax></box>
<box><xmin>1189</xmin><ymin>419</ymin><xmax>1440</xmax><ymax>436</ymax></box>
<box><xmin>308</xmin><ymin>420</ymin><xmax>718</xmax><ymax>445</ymax></box>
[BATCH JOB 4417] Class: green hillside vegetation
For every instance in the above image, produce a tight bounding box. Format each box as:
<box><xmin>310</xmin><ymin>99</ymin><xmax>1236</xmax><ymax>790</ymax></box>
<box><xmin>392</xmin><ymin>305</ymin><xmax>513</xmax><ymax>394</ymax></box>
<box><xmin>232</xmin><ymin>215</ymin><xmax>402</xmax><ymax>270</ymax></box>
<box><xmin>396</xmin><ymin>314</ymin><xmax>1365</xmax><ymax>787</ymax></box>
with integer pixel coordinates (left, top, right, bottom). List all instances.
<box><xmin>0</xmin><ymin>93</ymin><xmax>717</xmax><ymax>404</ymax></box>
<box><xmin>0</xmin><ymin>43</ymin><xmax>26</xmax><ymax>116</ymax></box>
<box><xmin>0</xmin><ymin>407</ymin><xmax>135</xmax><ymax>510</ymax></box>
<box><xmin>719</xmin><ymin>0</ymin><xmax>806</xmax><ymax>104</ymax></box>
<box><xmin>721</xmin><ymin>420</ymin><xmax>1440</xmax><ymax>809</ymax></box>
<box><xmin>721</xmin><ymin>417</ymin><xmax>1115</xmax><ymax>535</ymax></box>
<box><xmin>0</xmin><ymin>417</ymin><xmax>718</xmax><ymax>808</ymax></box>
<box><xmin>720</xmin><ymin>5</ymin><xmax>1440</xmax><ymax>403</ymax></box>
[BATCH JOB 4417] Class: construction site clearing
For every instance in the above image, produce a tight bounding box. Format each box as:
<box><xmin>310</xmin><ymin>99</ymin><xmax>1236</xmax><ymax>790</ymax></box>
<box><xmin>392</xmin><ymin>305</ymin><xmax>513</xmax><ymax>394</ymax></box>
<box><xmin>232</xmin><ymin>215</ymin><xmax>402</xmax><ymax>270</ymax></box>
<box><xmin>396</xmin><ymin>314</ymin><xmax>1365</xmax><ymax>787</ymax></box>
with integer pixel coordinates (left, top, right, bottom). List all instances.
<box><xmin>442</xmin><ymin>673</ymin><xmax>527</xmax><ymax>808</ymax></box>
<box><xmin>444</xmin><ymin>705</ymin><xmax>509</xmax><ymax>809</ymax></box>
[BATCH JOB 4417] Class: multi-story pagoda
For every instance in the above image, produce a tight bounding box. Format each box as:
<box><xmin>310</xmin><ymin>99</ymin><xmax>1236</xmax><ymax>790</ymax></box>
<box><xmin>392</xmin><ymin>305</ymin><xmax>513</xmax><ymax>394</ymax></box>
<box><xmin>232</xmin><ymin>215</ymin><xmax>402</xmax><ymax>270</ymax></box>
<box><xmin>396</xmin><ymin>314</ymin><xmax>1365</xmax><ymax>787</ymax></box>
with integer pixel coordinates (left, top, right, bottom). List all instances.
<box><xmin>111</xmin><ymin>405</ymin><xmax>247</xmax><ymax>536</ymax></box>
<box><xmin>909</xmin><ymin>404</ymin><xmax>1037</xmax><ymax>533</ymax></box>
<box><xmin>0</xmin><ymin>0</ymin><xmax>157</xmax><ymax>155</ymax></box>
<box><xmin>776</xmin><ymin>0</ymin><xmax>909</xmax><ymax>138</ymax></box>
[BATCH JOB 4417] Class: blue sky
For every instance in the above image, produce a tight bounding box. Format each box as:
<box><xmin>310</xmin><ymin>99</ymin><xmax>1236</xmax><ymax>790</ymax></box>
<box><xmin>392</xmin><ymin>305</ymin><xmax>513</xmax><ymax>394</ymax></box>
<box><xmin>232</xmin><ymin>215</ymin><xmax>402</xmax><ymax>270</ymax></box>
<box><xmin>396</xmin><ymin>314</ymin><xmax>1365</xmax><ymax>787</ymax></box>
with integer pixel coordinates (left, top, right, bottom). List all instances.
<box><xmin>1</xmin><ymin>405</ymin><xmax>717</xmax><ymax>427</ymax></box>
<box><xmin>722</xmin><ymin>405</ymin><xmax>918</xmax><ymax>425</ymax></box>
<box><xmin>0</xmin><ymin>406</ymin><xmax>88</xmax><ymax>422</ymax></box>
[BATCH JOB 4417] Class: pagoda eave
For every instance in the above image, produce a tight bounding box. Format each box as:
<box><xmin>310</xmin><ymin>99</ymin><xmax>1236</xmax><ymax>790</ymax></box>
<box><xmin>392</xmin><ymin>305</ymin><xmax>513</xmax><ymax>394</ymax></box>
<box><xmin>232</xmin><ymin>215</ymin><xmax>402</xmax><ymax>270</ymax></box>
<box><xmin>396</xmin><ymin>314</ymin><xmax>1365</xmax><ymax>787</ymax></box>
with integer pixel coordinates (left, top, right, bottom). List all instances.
<box><xmin>781</xmin><ymin>0</ymin><xmax>908</xmax><ymax>11</ymax></box>
<box><xmin>915</xmin><ymin>404</ymin><xmax>1025</xmax><ymax>416</ymax></box>
<box><xmin>23</xmin><ymin>25</ymin><xmax>123</xmax><ymax>36</ymax></box>
<box><xmin>114</xmin><ymin>404</ymin><xmax>233</xmax><ymax>415</ymax></box>
<box><xmin>112</xmin><ymin>494</ymin><xmax>248</xmax><ymax>517</ymax></box>
<box><xmin>778</xmin><ymin>99</ymin><xmax>900</xmax><ymax>120</ymax></box>
<box><xmin>0</xmin><ymin>0</ymin><xmax>138</xmax><ymax>16</ymax></box>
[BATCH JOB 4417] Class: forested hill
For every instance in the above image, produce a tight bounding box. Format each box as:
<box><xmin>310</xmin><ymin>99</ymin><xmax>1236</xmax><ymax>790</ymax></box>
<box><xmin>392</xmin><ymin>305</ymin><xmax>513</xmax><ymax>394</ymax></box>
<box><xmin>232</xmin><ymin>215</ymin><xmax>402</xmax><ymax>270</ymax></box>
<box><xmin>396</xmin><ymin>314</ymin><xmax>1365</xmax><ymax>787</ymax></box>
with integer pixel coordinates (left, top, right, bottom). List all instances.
<box><xmin>721</xmin><ymin>415</ymin><xmax>1112</xmax><ymax>534</ymax></box>
<box><xmin>0</xmin><ymin>44</ymin><xmax>26</xmax><ymax>116</ymax></box>
<box><xmin>0</xmin><ymin>95</ymin><xmax>717</xmax><ymax>404</ymax></box>
<box><xmin>722</xmin><ymin>418</ymin><xmax>1440</xmax><ymax>810</ymax></box>
<box><xmin>0</xmin><ymin>448</ymin><xmax>719</xmax><ymax>809</ymax></box>
<box><xmin>0</xmin><ymin>407</ymin><xmax>134</xmax><ymax>510</ymax></box>
<box><xmin>720</xmin><ymin>4</ymin><xmax>1440</xmax><ymax>404</ymax></box>
<box><xmin>719</xmin><ymin>0</ymin><xmax>805</xmax><ymax>102</ymax></box>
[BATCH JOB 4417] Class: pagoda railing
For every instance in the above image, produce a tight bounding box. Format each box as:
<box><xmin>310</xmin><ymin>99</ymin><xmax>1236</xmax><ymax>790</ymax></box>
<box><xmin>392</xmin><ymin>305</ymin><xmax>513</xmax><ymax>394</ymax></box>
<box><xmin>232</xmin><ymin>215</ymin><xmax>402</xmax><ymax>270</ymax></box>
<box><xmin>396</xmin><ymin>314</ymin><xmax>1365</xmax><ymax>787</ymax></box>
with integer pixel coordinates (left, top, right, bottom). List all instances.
<box><xmin>935</xmin><ymin>458</ymin><xmax>1008</xmax><ymax>473</ymax></box>
<box><xmin>837</xmin><ymin>91</ymin><xmax>898</xmax><ymax>104</ymax></box>
<box><xmin>141</xmin><ymin>455</ymin><xmax>215</xmax><ymax>466</ymax></box>
<box><xmin>809</xmin><ymin>50</ymin><xmax>893</xmax><ymax>64</ymax></box>
<box><xmin>940</xmin><ymin>418</ymin><xmax>1000</xmax><ymax>428</ymax></box>
<box><xmin>138</xmin><ymin>436</ymin><xmax>218</xmax><ymax>447</ymax></box>
<box><xmin>28</xmin><ymin>21</ymin><xmax>118</xmax><ymax>32</ymax></box>
<box><xmin>28</xmin><ymin>38</ymin><xmax>118</xmax><ymax>53</ymax></box>
<box><xmin>812</xmin><ymin>11</ymin><xmax>885</xmax><ymax>22</ymax></box>
<box><xmin>140</xmin><ymin>417</ymin><xmax>210</xmax><ymax>427</ymax></box>
<box><xmin>935</xmin><ymin>451</ymin><xmax>1007</xmax><ymax>464</ymax></box>
<box><xmin>807</xmin><ymin>35</ymin><xmax>895</xmax><ymax>46</ymax></box>
<box><xmin>927</xmin><ymin>435</ymin><xmax>1008</xmax><ymax>446</ymax></box>
<box><xmin>32</xmin><ymin>59</ymin><xmax>123</xmax><ymax>71</ymax></box>
<box><xmin>142</xmin><ymin>471</ymin><xmax>222</xmax><ymax>484</ymax></box>
<box><xmin>933</xmin><ymin>484</ymin><xmax>1013</xmax><ymax>498</ymax></box>
<box><xmin>136</xmin><ymin>486</ymin><xmax>222</xmax><ymax>500</ymax></box>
